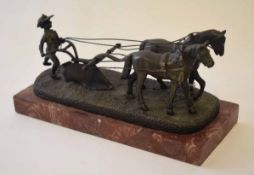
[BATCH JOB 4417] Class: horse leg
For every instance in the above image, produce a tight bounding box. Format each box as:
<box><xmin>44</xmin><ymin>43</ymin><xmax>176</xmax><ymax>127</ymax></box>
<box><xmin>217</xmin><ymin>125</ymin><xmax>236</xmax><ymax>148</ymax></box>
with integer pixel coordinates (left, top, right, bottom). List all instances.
<box><xmin>189</xmin><ymin>71</ymin><xmax>195</xmax><ymax>96</ymax></box>
<box><xmin>136</xmin><ymin>72</ymin><xmax>148</xmax><ymax>111</ymax></box>
<box><xmin>167</xmin><ymin>81</ymin><xmax>177</xmax><ymax>115</ymax></box>
<box><xmin>182</xmin><ymin>81</ymin><xmax>196</xmax><ymax>114</ymax></box>
<box><xmin>157</xmin><ymin>78</ymin><xmax>167</xmax><ymax>89</ymax></box>
<box><xmin>126</xmin><ymin>73</ymin><xmax>137</xmax><ymax>99</ymax></box>
<box><xmin>193</xmin><ymin>71</ymin><xmax>205</xmax><ymax>101</ymax></box>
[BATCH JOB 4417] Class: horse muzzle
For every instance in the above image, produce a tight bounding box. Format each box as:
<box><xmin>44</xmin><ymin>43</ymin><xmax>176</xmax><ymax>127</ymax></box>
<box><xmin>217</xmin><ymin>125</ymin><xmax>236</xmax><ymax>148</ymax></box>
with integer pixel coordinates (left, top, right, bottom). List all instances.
<box><xmin>206</xmin><ymin>61</ymin><xmax>214</xmax><ymax>68</ymax></box>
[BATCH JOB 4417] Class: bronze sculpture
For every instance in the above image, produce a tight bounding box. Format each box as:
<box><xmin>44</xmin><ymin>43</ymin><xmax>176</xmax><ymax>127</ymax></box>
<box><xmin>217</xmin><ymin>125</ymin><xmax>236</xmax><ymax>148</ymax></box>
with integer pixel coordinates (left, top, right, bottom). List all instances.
<box><xmin>34</xmin><ymin>14</ymin><xmax>226</xmax><ymax>131</ymax></box>
<box><xmin>14</xmin><ymin>15</ymin><xmax>239</xmax><ymax>165</ymax></box>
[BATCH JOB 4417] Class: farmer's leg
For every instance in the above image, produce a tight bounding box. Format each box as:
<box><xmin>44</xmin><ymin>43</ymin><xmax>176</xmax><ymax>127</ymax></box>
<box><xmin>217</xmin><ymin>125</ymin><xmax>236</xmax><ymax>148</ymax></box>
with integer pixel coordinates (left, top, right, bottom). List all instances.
<box><xmin>49</xmin><ymin>54</ymin><xmax>60</xmax><ymax>79</ymax></box>
<box><xmin>43</xmin><ymin>56</ymin><xmax>51</xmax><ymax>66</ymax></box>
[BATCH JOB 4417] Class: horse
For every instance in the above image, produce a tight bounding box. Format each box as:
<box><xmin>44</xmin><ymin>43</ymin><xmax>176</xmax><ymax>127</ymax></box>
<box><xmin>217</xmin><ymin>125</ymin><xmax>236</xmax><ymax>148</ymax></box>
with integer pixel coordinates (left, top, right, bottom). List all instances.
<box><xmin>139</xmin><ymin>29</ymin><xmax>226</xmax><ymax>100</ymax></box>
<box><xmin>121</xmin><ymin>42</ymin><xmax>214</xmax><ymax>115</ymax></box>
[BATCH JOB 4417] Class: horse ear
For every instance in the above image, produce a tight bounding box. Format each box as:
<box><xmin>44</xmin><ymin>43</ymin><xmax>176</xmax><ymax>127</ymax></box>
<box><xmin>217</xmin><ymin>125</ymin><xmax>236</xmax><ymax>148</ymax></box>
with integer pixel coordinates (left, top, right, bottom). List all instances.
<box><xmin>221</xmin><ymin>30</ymin><xmax>226</xmax><ymax>35</ymax></box>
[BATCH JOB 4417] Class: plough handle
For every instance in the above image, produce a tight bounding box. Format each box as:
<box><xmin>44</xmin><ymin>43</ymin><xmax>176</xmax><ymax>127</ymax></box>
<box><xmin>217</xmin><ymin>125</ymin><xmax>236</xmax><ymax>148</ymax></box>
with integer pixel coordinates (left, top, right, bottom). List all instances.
<box><xmin>42</xmin><ymin>39</ymin><xmax>80</xmax><ymax>63</ymax></box>
<box><xmin>106</xmin><ymin>43</ymin><xmax>121</xmax><ymax>54</ymax></box>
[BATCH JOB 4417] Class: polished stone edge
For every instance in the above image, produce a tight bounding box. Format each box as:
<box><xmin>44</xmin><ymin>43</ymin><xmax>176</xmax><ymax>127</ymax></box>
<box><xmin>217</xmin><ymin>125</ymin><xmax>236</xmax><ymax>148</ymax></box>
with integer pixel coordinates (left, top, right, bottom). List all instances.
<box><xmin>13</xmin><ymin>86</ymin><xmax>239</xmax><ymax>165</ymax></box>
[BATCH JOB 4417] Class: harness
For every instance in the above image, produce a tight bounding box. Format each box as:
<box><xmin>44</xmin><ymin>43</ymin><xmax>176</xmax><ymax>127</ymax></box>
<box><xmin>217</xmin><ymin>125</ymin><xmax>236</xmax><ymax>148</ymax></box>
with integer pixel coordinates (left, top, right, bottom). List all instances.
<box><xmin>160</xmin><ymin>49</ymin><xmax>185</xmax><ymax>82</ymax></box>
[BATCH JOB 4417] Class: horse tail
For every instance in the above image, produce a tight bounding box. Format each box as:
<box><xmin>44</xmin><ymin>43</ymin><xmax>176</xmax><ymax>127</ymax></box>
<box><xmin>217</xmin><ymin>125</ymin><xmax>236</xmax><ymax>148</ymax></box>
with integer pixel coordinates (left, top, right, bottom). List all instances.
<box><xmin>121</xmin><ymin>54</ymin><xmax>133</xmax><ymax>79</ymax></box>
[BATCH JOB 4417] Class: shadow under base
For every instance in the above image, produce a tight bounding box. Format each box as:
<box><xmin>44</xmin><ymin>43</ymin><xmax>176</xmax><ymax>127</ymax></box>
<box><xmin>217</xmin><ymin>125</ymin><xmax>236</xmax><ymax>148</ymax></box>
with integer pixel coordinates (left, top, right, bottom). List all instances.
<box><xmin>33</xmin><ymin>67</ymin><xmax>220</xmax><ymax>134</ymax></box>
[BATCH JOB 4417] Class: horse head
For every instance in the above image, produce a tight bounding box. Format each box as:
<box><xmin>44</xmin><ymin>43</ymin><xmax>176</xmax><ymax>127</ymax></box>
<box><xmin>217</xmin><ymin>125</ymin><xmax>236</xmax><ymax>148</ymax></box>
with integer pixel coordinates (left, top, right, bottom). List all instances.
<box><xmin>185</xmin><ymin>29</ymin><xmax>226</xmax><ymax>56</ymax></box>
<box><xmin>184</xmin><ymin>42</ymin><xmax>214</xmax><ymax>68</ymax></box>
<box><xmin>197</xmin><ymin>41</ymin><xmax>214</xmax><ymax>68</ymax></box>
<box><xmin>210</xmin><ymin>30</ymin><xmax>226</xmax><ymax>56</ymax></box>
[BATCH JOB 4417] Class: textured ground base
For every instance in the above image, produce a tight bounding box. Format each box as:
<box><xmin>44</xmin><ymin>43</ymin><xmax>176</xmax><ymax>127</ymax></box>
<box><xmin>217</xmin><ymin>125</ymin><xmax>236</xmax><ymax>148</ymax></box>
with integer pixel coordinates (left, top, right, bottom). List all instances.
<box><xmin>33</xmin><ymin>68</ymin><xmax>219</xmax><ymax>133</ymax></box>
<box><xmin>13</xmin><ymin>86</ymin><xmax>239</xmax><ymax>165</ymax></box>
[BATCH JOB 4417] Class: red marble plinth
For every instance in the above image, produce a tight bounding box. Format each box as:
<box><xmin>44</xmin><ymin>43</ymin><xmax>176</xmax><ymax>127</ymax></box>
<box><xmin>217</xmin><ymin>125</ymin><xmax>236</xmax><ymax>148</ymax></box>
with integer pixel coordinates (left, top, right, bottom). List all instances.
<box><xmin>13</xmin><ymin>86</ymin><xmax>239</xmax><ymax>165</ymax></box>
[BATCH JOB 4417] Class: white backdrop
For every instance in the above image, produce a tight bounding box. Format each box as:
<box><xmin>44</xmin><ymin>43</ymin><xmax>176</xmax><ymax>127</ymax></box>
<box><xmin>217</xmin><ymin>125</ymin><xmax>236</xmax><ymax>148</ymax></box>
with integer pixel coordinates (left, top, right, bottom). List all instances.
<box><xmin>1</xmin><ymin>0</ymin><xmax>254</xmax><ymax>174</ymax></box>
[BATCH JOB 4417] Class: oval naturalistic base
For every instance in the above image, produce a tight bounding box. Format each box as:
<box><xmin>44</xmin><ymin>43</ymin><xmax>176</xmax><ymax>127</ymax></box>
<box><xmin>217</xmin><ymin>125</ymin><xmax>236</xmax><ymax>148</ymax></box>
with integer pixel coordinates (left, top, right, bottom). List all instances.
<box><xmin>33</xmin><ymin>67</ymin><xmax>220</xmax><ymax>134</ymax></box>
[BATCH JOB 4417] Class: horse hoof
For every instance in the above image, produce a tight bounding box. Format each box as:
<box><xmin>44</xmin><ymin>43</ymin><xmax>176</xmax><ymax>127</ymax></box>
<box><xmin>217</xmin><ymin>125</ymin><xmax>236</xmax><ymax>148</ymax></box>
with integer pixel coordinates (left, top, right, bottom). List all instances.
<box><xmin>167</xmin><ymin>109</ymin><xmax>175</xmax><ymax>115</ymax></box>
<box><xmin>189</xmin><ymin>107</ymin><xmax>197</xmax><ymax>114</ymax></box>
<box><xmin>125</xmin><ymin>94</ymin><xmax>135</xmax><ymax>99</ymax></box>
<box><xmin>193</xmin><ymin>94</ymin><xmax>201</xmax><ymax>101</ymax></box>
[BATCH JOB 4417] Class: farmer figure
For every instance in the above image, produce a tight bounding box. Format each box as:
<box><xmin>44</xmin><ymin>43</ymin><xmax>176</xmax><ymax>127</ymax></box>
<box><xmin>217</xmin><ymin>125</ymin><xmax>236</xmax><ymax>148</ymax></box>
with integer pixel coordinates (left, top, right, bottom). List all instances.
<box><xmin>37</xmin><ymin>14</ymin><xmax>65</xmax><ymax>79</ymax></box>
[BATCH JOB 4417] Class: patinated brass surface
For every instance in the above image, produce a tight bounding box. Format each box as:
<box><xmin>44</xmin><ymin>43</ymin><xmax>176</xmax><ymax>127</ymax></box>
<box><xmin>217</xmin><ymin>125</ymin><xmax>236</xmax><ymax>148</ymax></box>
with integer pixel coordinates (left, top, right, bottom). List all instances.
<box><xmin>34</xmin><ymin>68</ymin><xmax>219</xmax><ymax>134</ymax></box>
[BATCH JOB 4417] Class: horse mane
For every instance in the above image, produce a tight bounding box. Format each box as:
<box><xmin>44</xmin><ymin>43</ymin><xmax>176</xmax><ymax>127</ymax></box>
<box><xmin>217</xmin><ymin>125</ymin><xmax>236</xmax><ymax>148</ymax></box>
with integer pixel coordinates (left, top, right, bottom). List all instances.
<box><xmin>191</xmin><ymin>29</ymin><xmax>225</xmax><ymax>43</ymax></box>
<box><xmin>183</xmin><ymin>29</ymin><xmax>226</xmax><ymax>56</ymax></box>
<box><xmin>183</xmin><ymin>43</ymin><xmax>205</xmax><ymax>59</ymax></box>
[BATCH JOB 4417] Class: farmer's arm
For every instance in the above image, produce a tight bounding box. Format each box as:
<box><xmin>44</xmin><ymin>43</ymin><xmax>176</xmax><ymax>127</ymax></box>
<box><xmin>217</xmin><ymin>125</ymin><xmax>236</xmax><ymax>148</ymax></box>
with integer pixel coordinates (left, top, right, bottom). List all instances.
<box><xmin>54</xmin><ymin>30</ymin><xmax>65</xmax><ymax>44</ymax></box>
<box><xmin>39</xmin><ymin>36</ymin><xmax>46</xmax><ymax>57</ymax></box>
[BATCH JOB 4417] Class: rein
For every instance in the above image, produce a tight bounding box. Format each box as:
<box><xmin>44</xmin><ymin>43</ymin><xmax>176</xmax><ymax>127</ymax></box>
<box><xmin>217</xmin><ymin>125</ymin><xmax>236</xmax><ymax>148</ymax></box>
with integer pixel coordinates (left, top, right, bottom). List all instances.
<box><xmin>65</xmin><ymin>33</ymin><xmax>199</xmax><ymax>51</ymax></box>
<box><xmin>65</xmin><ymin>37</ymin><xmax>141</xmax><ymax>51</ymax></box>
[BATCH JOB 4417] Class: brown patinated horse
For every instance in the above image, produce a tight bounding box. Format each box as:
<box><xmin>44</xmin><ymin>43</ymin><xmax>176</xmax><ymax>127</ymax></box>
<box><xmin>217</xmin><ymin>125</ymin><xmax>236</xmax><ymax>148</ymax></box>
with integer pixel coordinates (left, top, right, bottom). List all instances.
<box><xmin>121</xmin><ymin>42</ymin><xmax>214</xmax><ymax>115</ymax></box>
<box><xmin>140</xmin><ymin>29</ymin><xmax>226</xmax><ymax>100</ymax></box>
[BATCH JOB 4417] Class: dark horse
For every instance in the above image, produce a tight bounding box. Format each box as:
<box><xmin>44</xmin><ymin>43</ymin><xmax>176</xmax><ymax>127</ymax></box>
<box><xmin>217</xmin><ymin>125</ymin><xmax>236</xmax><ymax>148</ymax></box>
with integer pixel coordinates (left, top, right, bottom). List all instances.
<box><xmin>139</xmin><ymin>29</ymin><xmax>226</xmax><ymax>100</ymax></box>
<box><xmin>121</xmin><ymin>42</ymin><xmax>214</xmax><ymax>115</ymax></box>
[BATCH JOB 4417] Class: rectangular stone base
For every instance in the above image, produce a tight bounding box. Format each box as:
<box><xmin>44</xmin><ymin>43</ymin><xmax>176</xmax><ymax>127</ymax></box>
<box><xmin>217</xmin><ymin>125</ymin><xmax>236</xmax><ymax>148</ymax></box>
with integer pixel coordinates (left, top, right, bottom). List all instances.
<box><xmin>13</xmin><ymin>86</ymin><xmax>239</xmax><ymax>165</ymax></box>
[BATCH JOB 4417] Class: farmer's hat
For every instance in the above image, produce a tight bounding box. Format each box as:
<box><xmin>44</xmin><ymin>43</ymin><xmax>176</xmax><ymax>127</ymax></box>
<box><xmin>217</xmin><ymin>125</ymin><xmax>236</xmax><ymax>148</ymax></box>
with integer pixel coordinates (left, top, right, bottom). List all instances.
<box><xmin>37</xmin><ymin>14</ymin><xmax>54</xmax><ymax>28</ymax></box>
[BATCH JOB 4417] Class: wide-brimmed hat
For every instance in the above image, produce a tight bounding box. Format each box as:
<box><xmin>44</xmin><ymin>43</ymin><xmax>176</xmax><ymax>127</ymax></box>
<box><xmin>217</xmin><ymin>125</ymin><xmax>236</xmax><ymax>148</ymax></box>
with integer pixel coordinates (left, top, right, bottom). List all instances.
<box><xmin>37</xmin><ymin>14</ymin><xmax>54</xmax><ymax>27</ymax></box>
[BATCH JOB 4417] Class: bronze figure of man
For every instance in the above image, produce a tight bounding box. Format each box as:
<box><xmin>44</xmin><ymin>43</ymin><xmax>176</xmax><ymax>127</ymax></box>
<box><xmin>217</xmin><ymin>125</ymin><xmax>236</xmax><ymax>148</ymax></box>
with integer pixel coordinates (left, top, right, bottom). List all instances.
<box><xmin>37</xmin><ymin>14</ymin><xmax>64</xmax><ymax>79</ymax></box>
